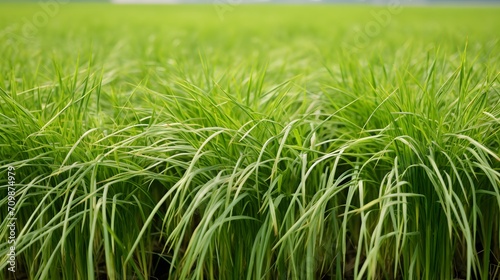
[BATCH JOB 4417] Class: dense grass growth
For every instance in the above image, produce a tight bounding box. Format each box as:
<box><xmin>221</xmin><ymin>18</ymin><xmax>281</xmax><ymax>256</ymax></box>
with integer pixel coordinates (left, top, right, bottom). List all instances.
<box><xmin>1</xmin><ymin>4</ymin><xmax>499</xmax><ymax>279</ymax></box>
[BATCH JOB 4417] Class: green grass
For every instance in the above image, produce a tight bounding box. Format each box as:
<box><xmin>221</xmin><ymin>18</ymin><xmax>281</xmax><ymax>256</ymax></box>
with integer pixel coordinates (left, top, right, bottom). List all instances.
<box><xmin>0</xmin><ymin>4</ymin><xmax>499</xmax><ymax>280</ymax></box>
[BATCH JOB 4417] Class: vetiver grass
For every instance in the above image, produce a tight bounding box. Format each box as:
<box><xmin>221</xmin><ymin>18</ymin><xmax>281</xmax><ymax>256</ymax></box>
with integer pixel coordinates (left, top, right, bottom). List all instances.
<box><xmin>0</xmin><ymin>4</ymin><xmax>499</xmax><ymax>280</ymax></box>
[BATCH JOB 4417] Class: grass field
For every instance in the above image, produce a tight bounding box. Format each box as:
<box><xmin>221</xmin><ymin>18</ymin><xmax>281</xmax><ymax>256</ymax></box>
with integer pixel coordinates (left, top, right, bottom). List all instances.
<box><xmin>1</xmin><ymin>4</ymin><xmax>499</xmax><ymax>280</ymax></box>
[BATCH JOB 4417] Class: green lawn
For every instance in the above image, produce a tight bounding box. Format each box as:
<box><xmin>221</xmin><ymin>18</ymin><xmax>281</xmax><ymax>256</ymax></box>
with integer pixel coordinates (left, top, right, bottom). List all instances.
<box><xmin>1</xmin><ymin>4</ymin><xmax>499</xmax><ymax>280</ymax></box>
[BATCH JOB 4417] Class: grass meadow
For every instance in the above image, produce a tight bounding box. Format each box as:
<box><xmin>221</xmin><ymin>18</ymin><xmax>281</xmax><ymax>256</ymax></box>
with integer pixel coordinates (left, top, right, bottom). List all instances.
<box><xmin>0</xmin><ymin>4</ymin><xmax>499</xmax><ymax>280</ymax></box>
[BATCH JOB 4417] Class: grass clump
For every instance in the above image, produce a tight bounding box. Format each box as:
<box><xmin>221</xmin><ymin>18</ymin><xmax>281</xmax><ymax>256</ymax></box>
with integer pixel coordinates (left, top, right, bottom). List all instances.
<box><xmin>1</xmin><ymin>4</ymin><xmax>499</xmax><ymax>280</ymax></box>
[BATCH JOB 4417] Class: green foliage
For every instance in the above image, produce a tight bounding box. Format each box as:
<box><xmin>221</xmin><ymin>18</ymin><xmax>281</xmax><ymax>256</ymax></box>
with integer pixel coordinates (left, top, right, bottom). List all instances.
<box><xmin>0</xmin><ymin>4</ymin><xmax>499</xmax><ymax>280</ymax></box>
